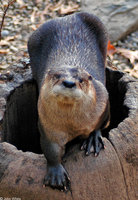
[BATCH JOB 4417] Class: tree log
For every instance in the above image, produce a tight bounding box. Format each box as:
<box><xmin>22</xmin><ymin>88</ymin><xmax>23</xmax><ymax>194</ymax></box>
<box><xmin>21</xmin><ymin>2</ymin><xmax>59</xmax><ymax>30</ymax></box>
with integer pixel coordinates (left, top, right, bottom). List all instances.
<box><xmin>0</xmin><ymin>65</ymin><xmax>137</xmax><ymax>200</ymax></box>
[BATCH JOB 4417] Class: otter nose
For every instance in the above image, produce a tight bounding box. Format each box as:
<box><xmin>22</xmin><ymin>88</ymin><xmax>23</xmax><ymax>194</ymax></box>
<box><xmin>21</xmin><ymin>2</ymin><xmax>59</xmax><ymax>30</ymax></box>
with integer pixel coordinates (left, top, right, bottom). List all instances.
<box><xmin>62</xmin><ymin>80</ymin><xmax>76</xmax><ymax>88</ymax></box>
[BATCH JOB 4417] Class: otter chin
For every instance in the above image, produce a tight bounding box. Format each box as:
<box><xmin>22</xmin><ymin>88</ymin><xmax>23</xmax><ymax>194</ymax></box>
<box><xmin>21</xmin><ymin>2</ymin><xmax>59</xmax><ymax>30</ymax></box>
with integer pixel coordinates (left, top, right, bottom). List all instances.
<box><xmin>53</xmin><ymin>84</ymin><xmax>83</xmax><ymax>99</ymax></box>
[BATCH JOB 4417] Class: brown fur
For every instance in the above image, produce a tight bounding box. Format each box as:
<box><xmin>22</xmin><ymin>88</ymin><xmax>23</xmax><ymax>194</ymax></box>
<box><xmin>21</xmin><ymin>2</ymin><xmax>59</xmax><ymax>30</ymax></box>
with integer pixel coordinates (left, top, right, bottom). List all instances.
<box><xmin>38</xmin><ymin>68</ymin><xmax>109</xmax><ymax>146</ymax></box>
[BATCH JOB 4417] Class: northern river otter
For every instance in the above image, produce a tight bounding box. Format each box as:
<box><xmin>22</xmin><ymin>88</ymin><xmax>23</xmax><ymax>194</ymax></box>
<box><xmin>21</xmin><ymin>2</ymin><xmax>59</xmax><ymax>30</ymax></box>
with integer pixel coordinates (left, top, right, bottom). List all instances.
<box><xmin>28</xmin><ymin>12</ymin><xmax>110</xmax><ymax>191</ymax></box>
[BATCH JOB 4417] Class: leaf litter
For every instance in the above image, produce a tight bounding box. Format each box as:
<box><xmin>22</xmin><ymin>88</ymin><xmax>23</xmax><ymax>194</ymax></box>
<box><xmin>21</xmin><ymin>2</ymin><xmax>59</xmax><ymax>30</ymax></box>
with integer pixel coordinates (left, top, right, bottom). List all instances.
<box><xmin>0</xmin><ymin>0</ymin><xmax>137</xmax><ymax>79</ymax></box>
<box><xmin>107</xmin><ymin>33</ymin><xmax>138</xmax><ymax>79</ymax></box>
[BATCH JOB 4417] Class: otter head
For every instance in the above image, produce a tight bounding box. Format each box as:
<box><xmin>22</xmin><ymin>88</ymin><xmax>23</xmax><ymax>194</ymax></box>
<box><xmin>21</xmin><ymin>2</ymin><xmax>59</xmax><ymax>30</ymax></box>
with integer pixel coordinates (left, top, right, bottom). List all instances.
<box><xmin>41</xmin><ymin>66</ymin><xmax>96</xmax><ymax>105</ymax></box>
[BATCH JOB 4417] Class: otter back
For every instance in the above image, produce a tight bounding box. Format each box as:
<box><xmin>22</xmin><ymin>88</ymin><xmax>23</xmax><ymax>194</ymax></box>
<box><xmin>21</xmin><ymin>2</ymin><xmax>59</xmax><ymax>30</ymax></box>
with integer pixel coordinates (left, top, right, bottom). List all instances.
<box><xmin>28</xmin><ymin>12</ymin><xmax>108</xmax><ymax>89</ymax></box>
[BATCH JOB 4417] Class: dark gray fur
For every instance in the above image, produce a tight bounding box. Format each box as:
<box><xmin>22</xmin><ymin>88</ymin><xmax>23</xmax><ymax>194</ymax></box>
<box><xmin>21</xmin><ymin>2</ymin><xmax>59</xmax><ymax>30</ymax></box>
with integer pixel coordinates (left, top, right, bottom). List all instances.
<box><xmin>28</xmin><ymin>12</ymin><xmax>108</xmax><ymax>90</ymax></box>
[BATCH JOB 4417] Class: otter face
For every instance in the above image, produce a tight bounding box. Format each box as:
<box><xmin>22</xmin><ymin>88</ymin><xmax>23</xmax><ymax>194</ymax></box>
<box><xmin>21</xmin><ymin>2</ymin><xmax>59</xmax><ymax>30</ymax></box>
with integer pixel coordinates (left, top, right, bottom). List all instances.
<box><xmin>43</xmin><ymin>66</ymin><xmax>95</xmax><ymax>103</ymax></box>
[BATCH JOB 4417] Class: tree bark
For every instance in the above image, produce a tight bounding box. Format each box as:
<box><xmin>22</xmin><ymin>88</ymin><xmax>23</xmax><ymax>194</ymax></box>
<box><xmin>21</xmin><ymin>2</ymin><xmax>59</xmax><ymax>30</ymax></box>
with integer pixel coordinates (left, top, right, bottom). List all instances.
<box><xmin>0</xmin><ymin>66</ymin><xmax>137</xmax><ymax>200</ymax></box>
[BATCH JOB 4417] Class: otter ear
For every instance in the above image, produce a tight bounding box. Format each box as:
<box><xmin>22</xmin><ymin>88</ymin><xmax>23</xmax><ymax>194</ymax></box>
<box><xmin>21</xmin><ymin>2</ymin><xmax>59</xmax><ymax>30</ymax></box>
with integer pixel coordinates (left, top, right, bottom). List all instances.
<box><xmin>88</xmin><ymin>75</ymin><xmax>92</xmax><ymax>81</ymax></box>
<box><xmin>77</xmin><ymin>12</ymin><xmax>108</xmax><ymax>63</ymax></box>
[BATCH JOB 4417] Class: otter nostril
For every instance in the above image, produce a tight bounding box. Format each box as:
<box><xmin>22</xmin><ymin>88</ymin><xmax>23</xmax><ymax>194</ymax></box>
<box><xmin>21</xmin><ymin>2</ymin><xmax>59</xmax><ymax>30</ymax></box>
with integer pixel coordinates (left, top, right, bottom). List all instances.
<box><xmin>62</xmin><ymin>80</ymin><xmax>76</xmax><ymax>88</ymax></box>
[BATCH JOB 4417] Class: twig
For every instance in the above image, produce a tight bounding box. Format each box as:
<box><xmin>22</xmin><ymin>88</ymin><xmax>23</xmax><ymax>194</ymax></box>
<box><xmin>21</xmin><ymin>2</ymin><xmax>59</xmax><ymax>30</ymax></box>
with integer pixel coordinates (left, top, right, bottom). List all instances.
<box><xmin>0</xmin><ymin>0</ymin><xmax>16</xmax><ymax>41</ymax></box>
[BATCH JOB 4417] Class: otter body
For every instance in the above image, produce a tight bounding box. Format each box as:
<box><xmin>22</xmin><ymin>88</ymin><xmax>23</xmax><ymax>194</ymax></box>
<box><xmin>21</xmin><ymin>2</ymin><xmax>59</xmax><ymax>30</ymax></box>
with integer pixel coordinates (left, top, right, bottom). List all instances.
<box><xmin>28</xmin><ymin>12</ymin><xmax>110</xmax><ymax>191</ymax></box>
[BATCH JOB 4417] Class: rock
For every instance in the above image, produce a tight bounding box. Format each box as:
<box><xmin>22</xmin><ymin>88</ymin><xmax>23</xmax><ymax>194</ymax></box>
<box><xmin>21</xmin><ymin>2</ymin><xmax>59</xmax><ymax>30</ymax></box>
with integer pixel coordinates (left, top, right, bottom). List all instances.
<box><xmin>81</xmin><ymin>0</ymin><xmax>138</xmax><ymax>42</ymax></box>
<box><xmin>1</xmin><ymin>30</ymin><xmax>10</xmax><ymax>37</ymax></box>
<box><xmin>0</xmin><ymin>63</ymin><xmax>137</xmax><ymax>200</ymax></box>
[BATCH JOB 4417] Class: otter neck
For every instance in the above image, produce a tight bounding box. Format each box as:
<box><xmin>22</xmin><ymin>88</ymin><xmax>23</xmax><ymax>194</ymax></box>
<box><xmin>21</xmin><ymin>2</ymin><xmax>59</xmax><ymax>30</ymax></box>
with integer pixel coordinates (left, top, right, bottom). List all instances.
<box><xmin>38</xmin><ymin>87</ymin><xmax>96</xmax><ymax>125</ymax></box>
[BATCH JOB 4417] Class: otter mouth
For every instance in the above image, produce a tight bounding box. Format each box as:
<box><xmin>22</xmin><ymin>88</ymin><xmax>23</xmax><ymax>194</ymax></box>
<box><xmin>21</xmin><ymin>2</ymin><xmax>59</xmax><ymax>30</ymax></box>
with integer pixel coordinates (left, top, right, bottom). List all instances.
<box><xmin>53</xmin><ymin>81</ymin><xmax>82</xmax><ymax>99</ymax></box>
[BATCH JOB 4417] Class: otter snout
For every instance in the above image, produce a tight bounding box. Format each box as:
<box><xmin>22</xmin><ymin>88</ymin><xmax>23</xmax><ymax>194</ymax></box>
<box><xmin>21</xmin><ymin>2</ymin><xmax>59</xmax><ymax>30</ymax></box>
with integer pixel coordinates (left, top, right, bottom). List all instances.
<box><xmin>45</xmin><ymin>66</ymin><xmax>96</xmax><ymax>100</ymax></box>
<box><xmin>62</xmin><ymin>80</ymin><xmax>76</xmax><ymax>88</ymax></box>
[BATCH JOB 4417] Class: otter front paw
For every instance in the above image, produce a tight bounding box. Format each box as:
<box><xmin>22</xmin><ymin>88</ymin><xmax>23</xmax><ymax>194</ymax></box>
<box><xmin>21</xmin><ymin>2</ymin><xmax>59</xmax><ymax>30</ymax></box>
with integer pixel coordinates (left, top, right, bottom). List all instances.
<box><xmin>81</xmin><ymin>130</ymin><xmax>104</xmax><ymax>156</ymax></box>
<box><xmin>43</xmin><ymin>164</ymin><xmax>71</xmax><ymax>192</ymax></box>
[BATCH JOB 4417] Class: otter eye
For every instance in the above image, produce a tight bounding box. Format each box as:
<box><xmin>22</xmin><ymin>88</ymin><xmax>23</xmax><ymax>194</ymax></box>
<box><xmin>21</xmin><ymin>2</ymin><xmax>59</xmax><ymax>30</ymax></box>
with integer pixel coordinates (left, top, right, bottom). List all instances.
<box><xmin>88</xmin><ymin>75</ymin><xmax>92</xmax><ymax>81</ymax></box>
<box><xmin>79</xmin><ymin>78</ymin><xmax>83</xmax><ymax>83</ymax></box>
<box><xmin>54</xmin><ymin>74</ymin><xmax>61</xmax><ymax>79</ymax></box>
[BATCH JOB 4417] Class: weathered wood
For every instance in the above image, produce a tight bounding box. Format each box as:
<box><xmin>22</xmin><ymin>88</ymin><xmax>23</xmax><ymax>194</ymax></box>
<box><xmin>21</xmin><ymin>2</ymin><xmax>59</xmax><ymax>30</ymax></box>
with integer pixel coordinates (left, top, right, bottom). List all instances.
<box><xmin>0</xmin><ymin>140</ymin><xmax>129</xmax><ymax>200</ymax></box>
<box><xmin>107</xmin><ymin>71</ymin><xmax>138</xmax><ymax>200</ymax></box>
<box><xmin>0</xmin><ymin>65</ymin><xmax>137</xmax><ymax>200</ymax></box>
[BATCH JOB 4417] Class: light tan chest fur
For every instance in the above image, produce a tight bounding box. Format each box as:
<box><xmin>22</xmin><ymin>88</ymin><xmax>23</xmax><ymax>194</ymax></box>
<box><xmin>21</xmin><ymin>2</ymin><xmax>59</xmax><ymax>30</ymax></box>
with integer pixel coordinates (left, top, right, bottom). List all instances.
<box><xmin>38</xmin><ymin>86</ymin><xmax>107</xmax><ymax>146</ymax></box>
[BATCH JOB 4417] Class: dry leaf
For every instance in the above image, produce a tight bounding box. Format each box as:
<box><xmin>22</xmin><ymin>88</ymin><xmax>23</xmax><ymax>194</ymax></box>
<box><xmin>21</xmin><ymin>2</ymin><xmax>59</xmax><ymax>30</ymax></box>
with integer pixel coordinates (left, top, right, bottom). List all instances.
<box><xmin>0</xmin><ymin>49</ymin><xmax>9</xmax><ymax>54</ymax></box>
<box><xmin>3</xmin><ymin>3</ymin><xmax>8</xmax><ymax>8</ymax></box>
<box><xmin>134</xmin><ymin>63</ymin><xmax>138</xmax><ymax>71</ymax></box>
<box><xmin>31</xmin><ymin>24</ymin><xmax>38</xmax><ymax>31</ymax></box>
<box><xmin>124</xmin><ymin>63</ymin><xmax>138</xmax><ymax>78</ymax></box>
<box><xmin>107</xmin><ymin>41</ymin><xmax>116</xmax><ymax>54</ymax></box>
<box><xmin>59</xmin><ymin>3</ymin><xmax>79</xmax><ymax>15</ymax></box>
<box><xmin>0</xmin><ymin>40</ymin><xmax>9</xmax><ymax>46</ymax></box>
<box><xmin>0</xmin><ymin>36</ymin><xmax>16</xmax><ymax>48</ymax></box>
<box><xmin>5</xmin><ymin>36</ymin><xmax>16</xmax><ymax>42</ymax></box>
<box><xmin>35</xmin><ymin>0</ymin><xmax>43</xmax><ymax>4</ymax></box>
<box><xmin>48</xmin><ymin>0</ymin><xmax>79</xmax><ymax>14</ymax></box>
<box><xmin>39</xmin><ymin>4</ymin><xmax>51</xmax><ymax>21</ymax></box>
<box><xmin>106</xmin><ymin>58</ymin><xmax>118</xmax><ymax>70</ymax></box>
<box><xmin>31</xmin><ymin>8</ymin><xmax>37</xmax><ymax>23</ymax></box>
<box><xmin>49</xmin><ymin>0</ymin><xmax>63</xmax><ymax>12</ymax></box>
<box><xmin>124</xmin><ymin>68</ymin><xmax>138</xmax><ymax>79</ymax></box>
<box><xmin>107</xmin><ymin>40</ymin><xmax>116</xmax><ymax>60</ymax></box>
<box><xmin>116</xmin><ymin>48</ymin><xmax>138</xmax><ymax>65</ymax></box>
<box><xmin>0</xmin><ymin>64</ymin><xmax>9</xmax><ymax>69</ymax></box>
<box><xmin>16</xmin><ymin>0</ymin><xmax>24</xmax><ymax>6</ymax></box>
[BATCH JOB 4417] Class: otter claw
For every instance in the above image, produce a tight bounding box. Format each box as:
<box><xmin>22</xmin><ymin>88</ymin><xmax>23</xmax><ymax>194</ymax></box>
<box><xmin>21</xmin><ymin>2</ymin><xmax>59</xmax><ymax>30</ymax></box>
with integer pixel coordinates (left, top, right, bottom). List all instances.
<box><xmin>80</xmin><ymin>141</ymin><xmax>87</xmax><ymax>150</ymax></box>
<box><xmin>43</xmin><ymin>164</ymin><xmax>71</xmax><ymax>192</ymax></box>
<box><xmin>81</xmin><ymin>130</ymin><xmax>104</xmax><ymax>156</ymax></box>
<box><xmin>94</xmin><ymin>153</ymin><xmax>98</xmax><ymax>157</ymax></box>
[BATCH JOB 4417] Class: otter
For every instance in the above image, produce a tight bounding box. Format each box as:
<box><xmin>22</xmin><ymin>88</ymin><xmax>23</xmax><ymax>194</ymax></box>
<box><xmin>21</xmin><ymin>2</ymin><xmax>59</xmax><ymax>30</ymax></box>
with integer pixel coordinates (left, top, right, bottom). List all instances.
<box><xmin>28</xmin><ymin>12</ymin><xmax>110</xmax><ymax>191</ymax></box>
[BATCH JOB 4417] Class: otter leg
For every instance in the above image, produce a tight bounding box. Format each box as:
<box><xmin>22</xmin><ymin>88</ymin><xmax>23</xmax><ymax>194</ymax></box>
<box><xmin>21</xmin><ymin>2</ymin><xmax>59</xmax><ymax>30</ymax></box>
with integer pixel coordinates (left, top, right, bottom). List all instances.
<box><xmin>39</xmin><ymin>123</ymin><xmax>70</xmax><ymax>191</ymax></box>
<box><xmin>81</xmin><ymin>130</ymin><xmax>104</xmax><ymax>156</ymax></box>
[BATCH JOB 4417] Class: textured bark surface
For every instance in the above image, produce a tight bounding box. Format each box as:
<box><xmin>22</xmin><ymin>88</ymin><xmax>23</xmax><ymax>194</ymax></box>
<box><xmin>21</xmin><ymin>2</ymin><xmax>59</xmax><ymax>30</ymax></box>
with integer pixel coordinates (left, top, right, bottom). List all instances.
<box><xmin>0</xmin><ymin>66</ymin><xmax>137</xmax><ymax>200</ymax></box>
<box><xmin>81</xmin><ymin>0</ymin><xmax>138</xmax><ymax>42</ymax></box>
